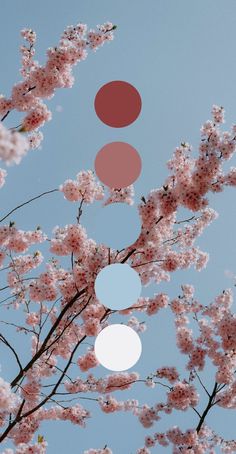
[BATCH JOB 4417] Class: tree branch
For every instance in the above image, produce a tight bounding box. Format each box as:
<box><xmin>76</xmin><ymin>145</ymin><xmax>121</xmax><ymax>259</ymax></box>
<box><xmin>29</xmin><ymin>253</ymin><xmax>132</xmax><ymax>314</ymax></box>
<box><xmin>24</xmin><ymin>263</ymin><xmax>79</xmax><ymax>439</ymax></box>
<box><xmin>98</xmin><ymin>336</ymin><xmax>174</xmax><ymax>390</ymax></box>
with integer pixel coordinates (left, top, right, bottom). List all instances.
<box><xmin>0</xmin><ymin>399</ymin><xmax>25</xmax><ymax>443</ymax></box>
<box><xmin>196</xmin><ymin>381</ymin><xmax>218</xmax><ymax>433</ymax></box>
<box><xmin>1</xmin><ymin>309</ymin><xmax>111</xmax><ymax>442</ymax></box>
<box><xmin>43</xmin><ymin>295</ymin><xmax>92</xmax><ymax>354</ymax></box>
<box><xmin>120</xmin><ymin>248</ymin><xmax>136</xmax><ymax>263</ymax></box>
<box><xmin>10</xmin><ymin>286</ymin><xmax>88</xmax><ymax>388</ymax></box>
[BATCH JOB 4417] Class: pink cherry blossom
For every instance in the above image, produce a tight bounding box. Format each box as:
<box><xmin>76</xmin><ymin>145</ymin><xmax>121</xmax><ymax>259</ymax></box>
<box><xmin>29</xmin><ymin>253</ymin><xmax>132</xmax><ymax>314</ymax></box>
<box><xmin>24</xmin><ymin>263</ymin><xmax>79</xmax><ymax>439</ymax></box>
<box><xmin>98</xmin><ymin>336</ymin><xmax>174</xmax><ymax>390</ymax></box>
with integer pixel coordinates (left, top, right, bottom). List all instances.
<box><xmin>59</xmin><ymin>170</ymin><xmax>104</xmax><ymax>203</ymax></box>
<box><xmin>0</xmin><ymin>123</ymin><xmax>29</xmax><ymax>165</ymax></box>
<box><xmin>103</xmin><ymin>185</ymin><xmax>134</xmax><ymax>206</ymax></box>
<box><xmin>167</xmin><ymin>382</ymin><xmax>199</xmax><ymax>410</ymax></box>
<box><xmin>0</xmin><ymin>377</ymin><xmax>20</xmax><ymax>412</ymax></box>
<box><xmin>155</xmin><ymin>367</ymin><xmax>179</xmax><ymax>383</ymax></box>
<box><xmin>78</xmin><ymin>349</ymin><xmax>100</xmax><ymax>372</ymax></box>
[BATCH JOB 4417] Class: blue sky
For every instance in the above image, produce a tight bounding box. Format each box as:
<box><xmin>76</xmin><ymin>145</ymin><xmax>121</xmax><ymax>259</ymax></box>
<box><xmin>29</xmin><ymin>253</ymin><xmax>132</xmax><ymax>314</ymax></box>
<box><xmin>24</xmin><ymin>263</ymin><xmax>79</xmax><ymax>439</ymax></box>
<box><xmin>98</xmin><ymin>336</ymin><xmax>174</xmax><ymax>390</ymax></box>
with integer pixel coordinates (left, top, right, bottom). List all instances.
<box><xmin>1</xmin><ymin>1</ymin><xmax>236</xmax><ymax>453</ymax></box>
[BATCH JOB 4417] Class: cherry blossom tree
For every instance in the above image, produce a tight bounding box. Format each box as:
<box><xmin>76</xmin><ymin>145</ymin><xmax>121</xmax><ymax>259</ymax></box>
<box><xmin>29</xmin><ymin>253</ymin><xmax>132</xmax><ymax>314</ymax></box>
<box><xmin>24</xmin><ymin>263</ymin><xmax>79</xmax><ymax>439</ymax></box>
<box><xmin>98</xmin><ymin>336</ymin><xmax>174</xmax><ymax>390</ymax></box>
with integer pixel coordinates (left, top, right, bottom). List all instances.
<box><xmin>0</xmin><ymin>22</ymin><xmax>236</xmax><ymax>454</ymax></box>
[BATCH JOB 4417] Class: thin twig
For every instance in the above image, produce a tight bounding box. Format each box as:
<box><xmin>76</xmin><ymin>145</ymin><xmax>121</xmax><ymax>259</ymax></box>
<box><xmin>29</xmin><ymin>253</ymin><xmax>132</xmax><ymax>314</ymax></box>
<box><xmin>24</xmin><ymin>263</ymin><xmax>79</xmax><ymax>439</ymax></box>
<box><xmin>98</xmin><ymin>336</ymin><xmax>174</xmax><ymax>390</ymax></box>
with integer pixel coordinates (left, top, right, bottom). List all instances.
<box><xmin>133</xmin><ymin>259</ymin><xmax>164</xmax><ymax>268</ymax></box>
<box><xmin>194</xmin><ymin>370</ymin><xmax>210</xmax><ymax>397</ymax></box>
<box><xmin>1</xmin><ymin>110</ymin><xmax>10</xmax><ymax>122</ymax></box>
<box><xmin>0</xmin><ymin>189</ymin><xmax>59</xmax><ymax>223</ymax></box>
<box><xmin>0</xmin><ymin>276</ymin><xmax>38</xmax><ymax>292</ymax></box>
<box><xmin>0</xmin><ymin>334</ymin><xmax>23</xmax><ymax>371</ymax></box>
<box><xmin>191</xmin><ymin>406</ymin><xmax>201</xmax><ymax>418</ymax></box>
<box><xmin>174</xmin><ymin>216</ymin><xmax>196</xmax><ymax>224</ymax></box>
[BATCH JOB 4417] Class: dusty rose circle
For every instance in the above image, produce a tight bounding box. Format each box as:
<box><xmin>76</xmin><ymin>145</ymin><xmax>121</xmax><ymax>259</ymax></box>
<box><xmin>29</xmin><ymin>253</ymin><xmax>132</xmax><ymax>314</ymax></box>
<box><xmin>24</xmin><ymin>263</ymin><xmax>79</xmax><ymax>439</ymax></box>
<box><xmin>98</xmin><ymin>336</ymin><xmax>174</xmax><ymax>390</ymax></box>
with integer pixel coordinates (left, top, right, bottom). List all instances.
<box><xmin>94</xmin><ymin>80</ymin><xmax>142</xmax><ymax>127</ymax></box>
<box><xmin>94</xmin><ymin>141</ymin><xmax>142</xmax><ymax>188</ymax></box>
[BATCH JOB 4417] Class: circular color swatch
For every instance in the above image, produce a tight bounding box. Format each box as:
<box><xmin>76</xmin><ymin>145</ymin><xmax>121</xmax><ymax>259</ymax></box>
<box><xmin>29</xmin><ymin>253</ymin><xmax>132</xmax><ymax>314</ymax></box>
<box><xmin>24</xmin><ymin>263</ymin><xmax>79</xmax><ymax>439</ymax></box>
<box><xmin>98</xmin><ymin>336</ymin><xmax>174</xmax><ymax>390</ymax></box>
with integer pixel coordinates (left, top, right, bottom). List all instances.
<box><xmin>94</xmin><ymin>324</ymin><xmax>142</xmax><ymax>371</ymax></box>
<box><xmin>83</xmin><ymin>203</ymin><xmax>141</xmax><ymax>250</ymax></box>
<box><xmin>95</xmin><ymin>263</ymin><xmax>142</xmax><ymax>310</ymax></box>
<box><xmin>94</xmin><ymin>80</ymin><xmax>142</xmax><ymax>127</ymax></box>
<box><xmin>95</xmin><ymin>141</ymin><xmax>142</xmax><ymax>188</ymax></box>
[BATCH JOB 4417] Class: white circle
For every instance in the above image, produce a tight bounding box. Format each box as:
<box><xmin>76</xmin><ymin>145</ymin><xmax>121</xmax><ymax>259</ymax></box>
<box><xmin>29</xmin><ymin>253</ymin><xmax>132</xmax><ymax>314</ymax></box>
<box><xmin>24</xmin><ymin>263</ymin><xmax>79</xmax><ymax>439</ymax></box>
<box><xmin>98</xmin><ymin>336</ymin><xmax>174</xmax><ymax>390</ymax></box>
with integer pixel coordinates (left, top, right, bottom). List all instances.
<box><xmin>94</xmin><ymin>324</ymin><xmax>142</xmax><ymax>371</ymax></box>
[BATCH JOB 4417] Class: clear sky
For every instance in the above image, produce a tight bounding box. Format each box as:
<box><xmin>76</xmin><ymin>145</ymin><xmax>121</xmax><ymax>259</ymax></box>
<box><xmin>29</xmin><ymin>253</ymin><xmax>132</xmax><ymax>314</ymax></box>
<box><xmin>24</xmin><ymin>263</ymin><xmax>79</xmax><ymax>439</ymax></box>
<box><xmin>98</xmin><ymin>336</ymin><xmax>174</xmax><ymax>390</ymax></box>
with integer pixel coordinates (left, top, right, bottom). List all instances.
<box><xmin>1</xmin><ymin>1</ymin><xmax>236</xmax><ymax>453</ymax></box>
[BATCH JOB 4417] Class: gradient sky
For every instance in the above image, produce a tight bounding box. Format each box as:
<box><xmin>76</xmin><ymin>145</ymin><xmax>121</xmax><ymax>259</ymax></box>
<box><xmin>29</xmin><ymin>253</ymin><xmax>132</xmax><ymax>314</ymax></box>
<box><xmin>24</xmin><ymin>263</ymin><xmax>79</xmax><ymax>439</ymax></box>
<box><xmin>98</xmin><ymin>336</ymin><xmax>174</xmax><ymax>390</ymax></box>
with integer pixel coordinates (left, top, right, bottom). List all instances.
<box><xmin>1</xmin><ymin>1</ymin><xmax>236</xmax><ymax>453</ymax></box>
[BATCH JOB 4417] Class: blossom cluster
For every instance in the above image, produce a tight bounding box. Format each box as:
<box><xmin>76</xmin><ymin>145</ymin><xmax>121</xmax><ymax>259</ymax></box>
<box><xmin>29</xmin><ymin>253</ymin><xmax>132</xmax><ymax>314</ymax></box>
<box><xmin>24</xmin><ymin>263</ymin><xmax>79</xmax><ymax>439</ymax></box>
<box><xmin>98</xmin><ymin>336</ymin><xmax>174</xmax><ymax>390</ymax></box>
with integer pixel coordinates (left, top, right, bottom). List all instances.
<box><xmin>0</xmin><ymin>123</ymin><xmax>29</xmax><ymax>166</ymax></box>
<box><xmin>167</xmin><ymin>382</ymin><xmax>199</xmax><ymax>410</ymax></box>
<box><xmin>141</xmin><ymin>424</ymin><xmax>236</xmax><ymax>453</ymax></box>
<box><xmin>0</xmin><ymin>21</ymin><xmax>116</xmax><ymax>179</ymax></box>
<box><xmin>59</xmin><ymin>170</ymin><xmax>104</xmax><ymax>203</ymax></box>
<box><xmin>64</xmin><ymin>372</ymin><xmax>139</xmax><ymax>394</ymax></box>
<box><xmin>103</xmin><ymin>185</ymin><xmax>135</xmax><ymax>205</ymax></box>
<box><xmin>0</xmin><ymin>377</ymin><xmax>20</xmax><ymax>413</ymax></box>
<box><xmin>2</xmin><ymin>439</ymin><xmax>48</xmax><ymax>454</ymax></box>
<box><xmin>0</xmin><ymin>225</ymin><xmax>46</xmax><ymax>254</ymax></box>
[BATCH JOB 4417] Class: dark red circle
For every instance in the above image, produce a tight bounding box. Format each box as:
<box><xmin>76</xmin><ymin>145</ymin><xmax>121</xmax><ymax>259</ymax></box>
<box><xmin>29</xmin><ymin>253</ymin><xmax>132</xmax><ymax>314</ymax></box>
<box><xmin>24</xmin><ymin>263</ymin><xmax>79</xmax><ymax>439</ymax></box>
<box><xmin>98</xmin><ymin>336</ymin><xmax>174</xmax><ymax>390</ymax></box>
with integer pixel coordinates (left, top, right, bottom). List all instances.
<box><xmin>94</xmin><ymin>80</ymin><xmax>142</xmax><ymax>128</ymax></box>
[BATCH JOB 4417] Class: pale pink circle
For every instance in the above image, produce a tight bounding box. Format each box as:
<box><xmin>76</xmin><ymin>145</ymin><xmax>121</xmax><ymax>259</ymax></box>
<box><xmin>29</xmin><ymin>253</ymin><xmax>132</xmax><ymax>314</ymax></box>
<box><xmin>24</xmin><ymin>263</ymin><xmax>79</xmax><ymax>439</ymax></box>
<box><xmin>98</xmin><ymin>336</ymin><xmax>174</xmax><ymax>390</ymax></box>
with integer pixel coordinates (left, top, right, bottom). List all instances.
<box><xmin>94</xmin><ymin>142</ymin><xmax>142</xmax><ymax>188</ymax></box>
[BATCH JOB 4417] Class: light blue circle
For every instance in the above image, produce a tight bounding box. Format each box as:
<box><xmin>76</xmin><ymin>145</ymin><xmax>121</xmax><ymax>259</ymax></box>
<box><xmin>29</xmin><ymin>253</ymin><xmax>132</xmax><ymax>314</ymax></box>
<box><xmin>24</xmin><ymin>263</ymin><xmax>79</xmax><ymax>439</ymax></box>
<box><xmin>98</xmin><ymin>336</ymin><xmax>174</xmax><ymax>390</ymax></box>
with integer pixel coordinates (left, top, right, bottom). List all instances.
<box><xmin>85</xmin><ymin>203</ymin><xmax>141</xmax><ymax>250</ymax></box>
<box><xmin>95</xmin><ymin>263</ymin><xmax>142</xmax><ymax>310</ymax></box>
